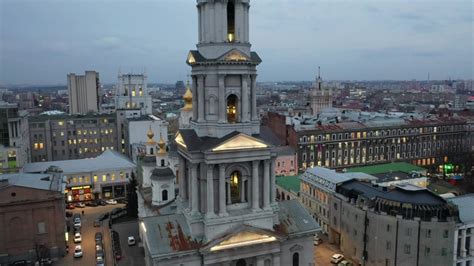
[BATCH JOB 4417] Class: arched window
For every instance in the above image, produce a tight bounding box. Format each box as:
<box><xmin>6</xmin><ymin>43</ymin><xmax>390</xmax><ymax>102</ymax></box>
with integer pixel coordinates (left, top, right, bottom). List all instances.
<box><xmin>161</xmin><ymin>159</ymin><xmax>165</xmax><ymax>167</ymax></box>
<box><xmin>227</xmin><ymin>94</ymin><xmax>238</xmax><ymax>123</ymax></box>
<box><xmin>227</xmin><ymin>2</ymin><xmax>235</xmax><ymax>42</ymax></box>
<box><xmin>292</xmin><ymin>252</ymin><xmax>299</xmax><ymax>266</ymax></box>
<box><xmin>236</xmin><ymin>259</ymin><xmax>246</xmax><ymax>266</ymax></box>
<box><xmin>230</xmin><ymin>171</ymin><xmax>241</xmax><ymax>203</ymax></box>
<box><xmin>162</xmin><ymin>189</ymin><xmax>168</xmax><ymax>201</ymax></box>
<box><xmin>150</xmin><ymin>147</ymin><xmax>154</xmax><ymax>155</ymax></box>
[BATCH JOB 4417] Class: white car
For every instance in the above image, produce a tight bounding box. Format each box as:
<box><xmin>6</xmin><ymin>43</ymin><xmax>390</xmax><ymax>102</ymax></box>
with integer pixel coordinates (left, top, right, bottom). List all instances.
<box><xmin>96</xmin><ymin>256</ymin><xmax>105</xmax><ymax>266</ymax></box>
<box><xmin>106</xmin><ymin>199</ymin><xmax>117</xmax><ymax>205</ymax></box>
<box><xmin>331</xmin><ymin>254</ymin><xmax>344</xmax><ymax>264</ymax></box>
<box><xmin>74</xmin><ymin>245</ymin><xmax>83</xmax><ymax>258</ymax></box>
<box><xmin>128</xmin><ymin>236</ymin><xmax>136</xmax><ymax>246</ymax></box>
<box><xmin>74</xmin><ymin>232</ymin><xmax>82</xmax><ymax>243</ymax></box>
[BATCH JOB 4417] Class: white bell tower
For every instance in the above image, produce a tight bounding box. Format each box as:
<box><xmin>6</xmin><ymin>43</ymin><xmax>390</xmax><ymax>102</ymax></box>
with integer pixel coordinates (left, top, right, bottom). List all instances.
<box><xmin>187</xmin><ymin>0</ymin><xmax>260</xmax><ymax>138</ymax></box>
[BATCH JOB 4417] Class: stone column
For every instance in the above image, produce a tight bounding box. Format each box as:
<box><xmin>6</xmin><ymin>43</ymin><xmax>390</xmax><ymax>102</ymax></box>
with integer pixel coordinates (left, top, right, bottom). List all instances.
<box><xmin>222</xmin><ymin>1</ymin><xmax>228</xmax><ymax>42</ymax></box>
<box><xmin>187</xmin><ymin>165</ymin><xmax>193</xmax><ymax>210</ymax></box>
<box><xmin>263</xmin><ymin>160</ymin><xmax>270</xmax><ymax>210</ymax></box>
<box><xmin>270</xmin><ymin>158</ymin><xmax>277</xmax><ymax>204</ymax></box>
<box><xmin>218</xmin><ymin>74</ymin><xmax>226</xmax><ymax>123</ymax></box>
<box><xmin>227</xmin><ymin>182</ymin><xmax>232</xmax><ymax>204</ymax></box>
<box><xmin>218</xmin><ymin>164</ymin><xmax>227</xmax><ymax>216</ymax></box>
<box><xmin>178</xmin><ymin>155</ymin><xmax>186</xmax><ymax>200</ymax></box>
<box><xmin>252</xmin><ymin>160</ymin><xmax>260</xmax><ymax>211</ymax></box>
<box><xmin>240</xmin><ymin>179</ymin><xmax>246</xmax><ymax>202</ymax></box>
<box><xmin>251</xmin><ymin>74</ymin><xmax>258</xmax><ymax>120</ymax></box>
<box><xmin>198</xmin><ymin>5</ymin><xmax>202</xmax><ymax>42</ymax></box>
<box><xmin>191</xmin><ymin>164</ymin><xmax>199</xmax><ymax>215</ymax></box>
<box><xmin>210</xmin><ymin>3</ymin><xmax>215</xmax><ymax>42</ymax></box>
<box><xmin>197</xmin><ymin>75</ymin><xmax>205</xmax><ymax>122</ymax></box>
<box><xmin>206</xmin><ymin>164</ymin><xmax>215</xmax><ymax>218</ymax></box>
<box><xmin>192</xmin><ymin>76</ymin><xmax>198</xmax><ymax>121</ymax></box>
<box><xmin>256</xmin><ymin>257</ymin><xmax>265</xmax><ymax>266</ymax></box>
<box><xmin>273</xmin><ymin>254</ymin><xmax>281</xmax><ymax>266</ymax></box>
<box><xmin>241</xmin><ymin>74</ymin><xmax>250</xmax><ymax>122</ymax></box>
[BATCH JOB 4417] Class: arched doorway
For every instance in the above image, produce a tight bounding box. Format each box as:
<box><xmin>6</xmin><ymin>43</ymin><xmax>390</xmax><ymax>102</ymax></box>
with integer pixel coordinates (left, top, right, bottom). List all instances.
<box><xmin>292</xmin><ymin>252</ymin><xmax>299</xmax><ymax>266</ymax></box>
<box><xmin>227</xmin><ymin>94</ymin><xmax>238</xmax><ymax>123</ymax></box>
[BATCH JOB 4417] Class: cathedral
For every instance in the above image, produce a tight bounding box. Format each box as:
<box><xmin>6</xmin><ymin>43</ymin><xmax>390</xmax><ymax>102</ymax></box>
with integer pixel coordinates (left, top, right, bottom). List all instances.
<box><xmin>139</xmin><ymin>1</ymin><xmax>320</xmax><ymax>265</ymax></box>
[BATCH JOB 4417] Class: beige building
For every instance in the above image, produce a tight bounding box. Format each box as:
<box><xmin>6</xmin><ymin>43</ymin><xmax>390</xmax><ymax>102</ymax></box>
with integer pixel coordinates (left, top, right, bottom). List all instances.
<box><xmin>0</xmin><ymin>171</ymin><xmax>66</xmax><ymax>264</ymax></box>
<box><xmin>28</xmin><ymin>112</ymin><xmax>118</xmax><ymax>162</ymax></box>
<box><xmin>67</xmin><ymin>71</ymin><xmax>100</xmax><ymax>114</ymax></box>
<box><xmin>329</xmin><ymin>180</ymin><xmax>458</xmax><ymax>266</ymax></box>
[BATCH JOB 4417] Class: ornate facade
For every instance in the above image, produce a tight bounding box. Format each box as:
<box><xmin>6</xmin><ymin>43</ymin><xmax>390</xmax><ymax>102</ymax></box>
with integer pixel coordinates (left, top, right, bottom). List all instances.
<box><xmin>139</xmin><ymin>1</ymin><xmax>319</xmax><ymax>265</ymax></box>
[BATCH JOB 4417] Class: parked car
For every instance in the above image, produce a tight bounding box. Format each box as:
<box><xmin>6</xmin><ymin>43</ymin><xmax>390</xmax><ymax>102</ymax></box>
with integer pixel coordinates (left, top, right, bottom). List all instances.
<box><xmin>96</xmin><ymin>256</ymin><xmax>105</xmax><ymax>266</ymax></box>
<box><xmin>74</xmin><ymin>232</ymin><xmax>82</xmax><ymax>243</ymax></box>
<box><xmin>98</xmin><ymin>213</ymin><xmax>109</xmax><ymax>221</ymax></box>
<box><xmin>338</xmin><ymin>260</ymin><xmax>352</xmax><ymax>266</ymax></box>
<box><xmin>117</xmin><ymin>198</ymin><xmax>128</xmax><ymax>204</ymax></box>
<box><xmin>76</xmin><ymin>202</ymin><xmax>85</xmax><ymax>208</ymax></box>
<box><xmin>128</xmin><ymin>236</ymin><xmax>136</xmax><ymax>246</ymax></box>
<box><xmin>97</xmin><ymin>199</ymin><xmax>107</xmax><ymax>206</ymax></box>
<box><xmin>96</xmin><ymin>246</ymin><xmax>104</xmax><ymax>258</ymax></box>
<box><xmin>86</xmin><ymin>201</ymin><xmax>98</xmax><ymax>207</ymax></box>
<box><xmin>106</xmin><ymin>199</ymin><xmax>117</xmax><ymax>205</ymax></box>
<box><xmin>331</xmin><ymin>254</ymin><xmax>344</xmax><ymax>264</ymax></box>
<box><xmin>73</xmin><ymin>219</ymin><xmax>81</xmax><ymax>228</ymax></box>
<box><xmin>66</xmin><ymin>203</ymin><xmax>75</xmax><ymax>209</ymax></box>
<box><xmin>95</xmin><ymin>232</ymin><xmax>103</xmax><ymax>243</ymax></box>
<box><xmin>74</xmin><ymin>245</ymin><xmax>83</xmax><ymax>258</ymax></box>
<box><xmin>313</xmin><ymin>235</ymin><xmax>322</xmax><ymax>246</ymax></box>
<box><xmin>66</xmin><ymin>211</ymin><xmax>73</xmax><ymax>217</ymax></box>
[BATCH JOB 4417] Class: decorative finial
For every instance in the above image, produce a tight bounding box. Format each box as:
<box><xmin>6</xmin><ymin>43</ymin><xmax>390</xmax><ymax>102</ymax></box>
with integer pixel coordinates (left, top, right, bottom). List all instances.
<box><xmin>146</xmin><ymin>126</ymin><xmax>155</xmax><ymax>144</ymax></box>
<box><xmin>157</xmin><ymin>133</ymin><xmax>167</xmax><ymax>154</ymax></box>
<box><xmin>183</xmin><ymin>80</ymin><xmax>193</xmax><ymax>111</ymax></box>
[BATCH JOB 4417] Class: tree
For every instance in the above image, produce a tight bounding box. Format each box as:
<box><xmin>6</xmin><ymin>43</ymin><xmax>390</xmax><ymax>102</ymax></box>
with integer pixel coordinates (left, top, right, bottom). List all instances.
<box><xmin>126</xmin><ymin>172</ymin><xmax>139</xmax><ymax>218</ymax></box>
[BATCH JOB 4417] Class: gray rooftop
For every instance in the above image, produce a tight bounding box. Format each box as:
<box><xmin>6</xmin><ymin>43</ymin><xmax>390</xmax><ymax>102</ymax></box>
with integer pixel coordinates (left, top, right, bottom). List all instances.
<box><xmin>276</xmin><ymin>200</ymin><xmax>321</xmax><ymax>236</ymax></box>
<box><xmin>448</xmin><ymin>194</ymin><xmax>474</xmax><ymax>223</ymax></box>
<box><xmin>303</xmin><ymin>167</ymin><xmax>353</xmax><ymax>184</ymax></box>
<box><xmin>22</xmin><ymin>150</ymin><xmax>135</xmax><ymax>174</ymax></box>
<box><xmin>0</xmin><ymin>173</ymin><xmax>65</xmax><ymax>192</ymax></box>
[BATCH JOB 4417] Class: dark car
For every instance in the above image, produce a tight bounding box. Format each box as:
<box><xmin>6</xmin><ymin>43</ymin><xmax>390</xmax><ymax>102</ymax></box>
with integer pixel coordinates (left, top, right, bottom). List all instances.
<box><xmin>97</xmin><ymin>213</ymin><xmax>109</xmax><ymax>221</ymax></box>
<box><xmin>117</xmin><ymin>199</ymin><xmax>128</xmax><ymax>204</ymax></box>
<box><xmin>66</xmin><ymin>211</ymin><xmax>73</xmax><ymax>217</ymax></box>
<box><xmin>93</xmin><ymin>219</ymin><xmax>101</xmax><ymax>227</ymax></box>
<box><xmin>95</xmin><ymin>232</ymin><xmax>103</xmax><ymax>242</ymax></box>
<box><xmin>96</xmin><ymin>199</ymin><xmax>107</xmax><ymax>206</ymax></box>
<box><xmin>66</xmin><ymin>203</ymin><xmax>75</xmax><ymax>209</ymax></box>
<box><xmin>85</xmin><ymin>201</ymin><xmax>98</xmax><ymax>207</ymax></box>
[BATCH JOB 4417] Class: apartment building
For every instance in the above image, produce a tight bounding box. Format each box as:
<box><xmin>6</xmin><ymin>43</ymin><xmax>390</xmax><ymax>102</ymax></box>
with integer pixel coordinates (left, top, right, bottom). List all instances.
<box><xmin>67</xmin><ymin>71</ymin><xmax>100</xmax><ymax>114</ymax></box>
<box><xmin>28</xmin><ymin>112</ymin><xmax>118</xmax><ymax>162</ymax></box>
<box><xmin>448</xmin><ymin>194</ymin><xmax>474</xmax><ymax>266</ymax></box>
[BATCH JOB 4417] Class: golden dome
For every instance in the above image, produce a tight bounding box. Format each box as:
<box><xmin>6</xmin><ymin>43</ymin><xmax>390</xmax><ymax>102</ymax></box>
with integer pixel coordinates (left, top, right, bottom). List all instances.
<box><xmin>146</xmin><ymin>126</ymin><xmax>156</xmax><ymax>144</ymax></box>
<box><xmin>157</xmin><ymin>134</ymin><xmax>167</xmax><ymax>155</ymax></box>
<box><xmin>183</xmin><ymin>80</ymin><xmax>193</xmax><ymax>111</ymax></box>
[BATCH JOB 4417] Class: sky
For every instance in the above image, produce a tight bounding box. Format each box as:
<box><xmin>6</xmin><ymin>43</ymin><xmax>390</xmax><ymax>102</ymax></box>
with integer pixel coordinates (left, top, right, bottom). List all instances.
<box><xmin>0</xmin><ymin>0</ymin><xmax>473</xmax><ymax>85</ymax></box>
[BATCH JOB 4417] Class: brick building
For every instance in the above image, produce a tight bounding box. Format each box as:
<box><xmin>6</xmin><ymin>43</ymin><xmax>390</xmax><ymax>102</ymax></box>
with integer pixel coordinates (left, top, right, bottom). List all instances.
<box><xmin>0</xmin><ymin>171</ymin><xmax>66</xmax><ymax>264</ymax></box>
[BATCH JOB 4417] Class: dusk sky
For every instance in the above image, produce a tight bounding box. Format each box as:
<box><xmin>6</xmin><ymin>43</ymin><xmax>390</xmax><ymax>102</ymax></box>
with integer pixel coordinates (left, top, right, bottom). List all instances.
<box><xmin>1</xmin><ymin>0</ymin><xmax>472</xmax><ymax>85</ymax></box>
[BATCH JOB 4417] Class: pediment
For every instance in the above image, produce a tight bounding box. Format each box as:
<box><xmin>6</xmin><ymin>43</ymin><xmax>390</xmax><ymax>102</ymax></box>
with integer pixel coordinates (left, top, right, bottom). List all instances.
<box><xmin>207</xmin><ymin>227</ymin><xmax>278</xmax><ymax>252</ymax></box>
<box><xmin>219</xmin><ymin>49</ymin><xmax>250</xmax><ymax>62</ymax></box>
<box><xmin>175</xmin><ymin>132</ymin><xmax>187</xmax><ymax>149</ymax></box>
<box><xmin>212</xmin><ymin>133</ymin><xmax>268</xmax><ymax>152</ymax></box>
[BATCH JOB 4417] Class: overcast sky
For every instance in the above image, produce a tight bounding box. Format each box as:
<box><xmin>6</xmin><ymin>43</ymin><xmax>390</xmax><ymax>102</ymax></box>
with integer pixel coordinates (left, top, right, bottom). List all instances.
<box><xmin>0</xmin><ymin>0</ymin><xmax>472</xmax><ymax>85</ymax></box>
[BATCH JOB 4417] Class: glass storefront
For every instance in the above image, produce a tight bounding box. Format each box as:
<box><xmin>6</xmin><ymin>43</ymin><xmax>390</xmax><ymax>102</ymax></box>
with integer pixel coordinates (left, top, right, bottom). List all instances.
<box><xmin>66</xmin><ymin>186</ymin><xmax>93</xmax><ymax>202</ymax></box>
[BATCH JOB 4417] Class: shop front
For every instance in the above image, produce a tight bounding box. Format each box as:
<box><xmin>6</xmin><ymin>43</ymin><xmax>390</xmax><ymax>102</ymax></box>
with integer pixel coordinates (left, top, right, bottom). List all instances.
<box><xmin>65</xmin><ymin>185</ymin><xmax>93</xmax><ymax>202</ymax></box>
<box><xmin>101</xmin><ymin>183</ymin><xmax>127</xmax><ymax>199</ymax></box>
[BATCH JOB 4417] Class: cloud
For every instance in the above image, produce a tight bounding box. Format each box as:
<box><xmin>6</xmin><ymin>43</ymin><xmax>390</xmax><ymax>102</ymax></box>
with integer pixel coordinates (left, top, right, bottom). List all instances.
<box><xmin>95</xmin><ymin>36</ymin><xmax>121</xmax><ymax>50</ymax></box>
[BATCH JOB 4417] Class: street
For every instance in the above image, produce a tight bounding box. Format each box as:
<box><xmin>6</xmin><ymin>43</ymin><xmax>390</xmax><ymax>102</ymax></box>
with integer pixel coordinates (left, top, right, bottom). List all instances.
<box><xmin>314</xmin><ymin>234</ymin><xmax>351</xmax><ymax>266</ymax></box>
<box><xmin>55</xmin><ymin>204</ymin><xmax>126</xmax><ymax>266</ymax></box>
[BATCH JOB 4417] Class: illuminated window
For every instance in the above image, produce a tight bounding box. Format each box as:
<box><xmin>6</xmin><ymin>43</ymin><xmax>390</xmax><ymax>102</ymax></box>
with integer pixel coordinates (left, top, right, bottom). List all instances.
<box><xmin>227</xmin><ymin>94</ymin><xmax>238</xmax><ymax>123</ymax></box>
<box><xmin>60</xmin><ymin>132</ymin><xmax>64</xmax><ymax>136</ymax></box>
<box><xmin>34</xmin><ymin>143</ymin><xmax>39</xmax><ymax>149</ymax></box>
<box><xmin>58</xmin><ymin>121</ymin><xmax>64</xmax><ymax>126</ymax></box>
<box><xmin>132</xmin><ymin>88</ymin><xmax>136</xmax><ymax>97</ymax></box>
<box><xmin>78</xmin><ymin>130</ymin><xmax>82</xmax><ymax>135</ymax></box>
<box><xmin>227</xmin><ymin>2</ymin><xmax>235</xmax><ymax>42</ymax></box>
<box><xmin>85</xmin><ymin>176</ymin><xmax>90</xmax><ymax>183</ymax></box>
<box><xmin>139</xmin><ymin>87</ymin><xmax>143</xmax><ymax>96</ymax></box>
<box><xmin>111</xmin><ymin>174</ymin><xmax>116</xmax><ymax>181</ymax></box>
<box><xmin>102</xmin><ymin>175</ymin><xmax>107</xmax><ymax>182</ymax></box>
<box><xmin>39</xmin><ymin>143</ymin><xmax>44</xmax><ymax>149</ymax></box>
<box><xmin>94</xmin><ymin>175</ymin><xmax>98</xmax><ymax>182</ymax></box>
<box><xmin>120</xmin><ymin>172</ymin><xmax>125</xmax><ymax>180</ymax></box>
<box><xmin>229</xmin><ymin>171</ymin><xmax>241</xmax><ymax>203</ymax></box>
<box><xmin>79</xmin><ymin>177</ymin><xmax>83</xmax><ymax>183</ymax></box>
<box><xmin>73</xmin><ymin>177</ymin><xmax>78</xmax><ymax>183</ymax></box>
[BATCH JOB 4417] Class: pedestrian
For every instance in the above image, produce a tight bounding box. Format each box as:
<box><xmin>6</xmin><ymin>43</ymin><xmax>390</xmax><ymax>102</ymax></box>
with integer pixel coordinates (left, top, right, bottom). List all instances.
<box><xmin>81</xmin><ymin>210</ymin><xmax>84</xmax><ymax>216</ymax></box>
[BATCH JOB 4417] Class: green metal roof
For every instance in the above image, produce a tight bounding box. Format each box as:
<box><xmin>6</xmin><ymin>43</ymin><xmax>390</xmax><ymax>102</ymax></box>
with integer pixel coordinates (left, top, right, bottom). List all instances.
<box><xmin>276</xmin><ymin>175</ymin><xmax>301</xmax><ymax>193</ymax></box>
<box><xmin>346</xmin><ymin>162</ymin><xmax>425</xmax><ymax>175</ymax></box>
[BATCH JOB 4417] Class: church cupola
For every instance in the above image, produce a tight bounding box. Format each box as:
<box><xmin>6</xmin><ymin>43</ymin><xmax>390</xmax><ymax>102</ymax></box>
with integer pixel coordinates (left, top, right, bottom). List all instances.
<box><xmin>145</xmin><ymin>126</ymin><xmax>156</xmax><ymax>155</ymax></box>
<box><xmin>155</xmin><ymin>134</ymin><xmax>169</xmax><ymax>168</ymax></box>
<box><xmin>182</xmin><ymin>81</ymin><xmax>193</xmax><ymax>112</ymax></box>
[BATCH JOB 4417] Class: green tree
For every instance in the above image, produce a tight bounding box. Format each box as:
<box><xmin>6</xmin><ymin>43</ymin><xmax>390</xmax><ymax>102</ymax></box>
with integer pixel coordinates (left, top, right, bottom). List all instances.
<box><xmin>126</xmin><ymin>172</ymin><xmax>138</xmax><ymax>218</ymax></box>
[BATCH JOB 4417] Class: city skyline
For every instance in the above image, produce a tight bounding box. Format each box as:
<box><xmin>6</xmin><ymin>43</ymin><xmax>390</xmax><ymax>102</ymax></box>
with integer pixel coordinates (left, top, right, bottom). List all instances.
<box><xmin>0</xmin><ymin>0</ymin><xmax>473</xmax><ymax>85</ymax></box>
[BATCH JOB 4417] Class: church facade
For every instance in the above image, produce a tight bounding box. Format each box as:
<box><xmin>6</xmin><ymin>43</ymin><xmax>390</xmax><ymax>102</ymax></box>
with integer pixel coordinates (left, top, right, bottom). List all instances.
<box><xmin>139</xmin><ymin>1</ymin><xmax>320</xmax><ymax>265</ymax></box>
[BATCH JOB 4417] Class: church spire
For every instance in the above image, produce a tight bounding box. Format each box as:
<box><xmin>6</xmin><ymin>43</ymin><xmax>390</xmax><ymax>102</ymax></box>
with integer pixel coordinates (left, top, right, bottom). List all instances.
<box><xmin>317</xmin><ymin>66</ymin><xmax>322</xmax><ymax>91</ymax></box>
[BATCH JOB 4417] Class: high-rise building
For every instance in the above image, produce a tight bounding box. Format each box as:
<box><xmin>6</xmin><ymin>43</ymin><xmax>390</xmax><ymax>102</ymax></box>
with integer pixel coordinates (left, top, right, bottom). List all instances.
<box><xmin>0</xmin><ymin>102</ymin><xmax>29</xmax><ymax>171</ymax></box>
<box><xmin>67</xmin><ymin>71</ymin><xmax>100</xmax><ymax>114</ymax></box>
<box><xmin>310</xmin><ymin>67</ymin><xmax>333</xmax><ymax>116</ymax></box>
<box><xmin>139</xmin><ymin>1</ymin><xmax>320</xmax><ymax>265</ymax></box>
<box><xmin>116</xmin><ymin>73</ymin><xmax>152</xmax><ymax>115</ymax></box>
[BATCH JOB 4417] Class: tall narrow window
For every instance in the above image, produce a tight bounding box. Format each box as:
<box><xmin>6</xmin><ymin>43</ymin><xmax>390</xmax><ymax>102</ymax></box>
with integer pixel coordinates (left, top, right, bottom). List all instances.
<box><xmin>292</xmin><ymin>252</ymin><xmax>299</xmax><ymax>266</ymax></box>
<box><xmin>227</xmin><ymin>94</ymin><xmax>238</xmax><ymax>123</ymax></box>
<box><xmin>162</xmin><ymin>190</ymin><xmax>168</xmax><ymax>201</ymax></box>
<box><xmin>227</xmin><ymin>2</ymin><xmax>235</xmax><ymax>42</ymax></box>
<box><xmin>230</xmin><ymin>171</ymin><xmax>241</xmax><ymax>203</ymax></box>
